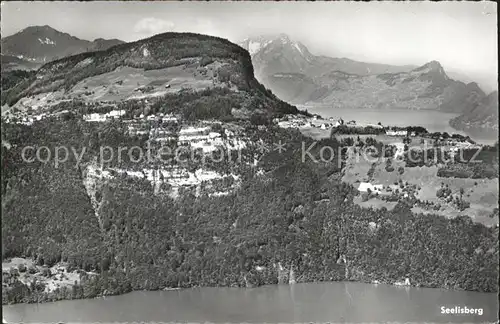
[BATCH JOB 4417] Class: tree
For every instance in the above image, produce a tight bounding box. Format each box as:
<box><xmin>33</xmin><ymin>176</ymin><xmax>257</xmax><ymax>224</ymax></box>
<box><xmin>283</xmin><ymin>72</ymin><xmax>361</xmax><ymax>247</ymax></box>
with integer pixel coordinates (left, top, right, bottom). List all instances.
<box><xmin>250</xmin><ymin>114</ymin><xmax>270</xmax><ymax>126</ymax></box>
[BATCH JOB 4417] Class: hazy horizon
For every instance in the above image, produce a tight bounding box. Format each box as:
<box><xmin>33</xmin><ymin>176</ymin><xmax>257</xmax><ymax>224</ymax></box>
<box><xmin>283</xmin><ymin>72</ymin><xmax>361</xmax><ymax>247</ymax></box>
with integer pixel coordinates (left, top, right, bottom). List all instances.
<box><xmin>1</xmin><ymin>1</ymin><xmax>497</xmax><ymax>91</ymax></box>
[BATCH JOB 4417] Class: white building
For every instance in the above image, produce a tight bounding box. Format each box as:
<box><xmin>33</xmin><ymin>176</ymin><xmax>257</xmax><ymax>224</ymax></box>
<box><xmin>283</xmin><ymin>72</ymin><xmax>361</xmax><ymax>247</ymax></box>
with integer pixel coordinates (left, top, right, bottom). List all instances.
<box><xmin>154</xmin><ymin>136</ymin><xmax>177</xmax><ymax>142</ymax></box>
<box><xmin>179</xmin><ymin>126</ymin><xmax>211</xmax><ymax>135</ymax></box>
<box><xmin>178</xmin><ymin>126</ymin><xmax>212</xmax><ymax>143</ymax></box>
<box><xmin>178</xmin><ymin>134</ymin><xmax>210</xmax><ymax>143</ymax></box>
<box><xmin>278</xmin><ymin>121</ymin><xmax>294</xmax><ymax>128</ymax></box>
<box><xmin>162</xmin><ymin>115</ymin><xmax>178</xmax><ymax>123</ymax></box>
<box><xmin>358</xmin><ymin>182</ymin><xmax>383</xmax><ymax>192</ymax></box>
<box><xmin>209</xmin><ymin>132</ymin><xmax>221</xmax><ymax>139</ymax></box>
<box><xmin>386</xmin><ymin>130</ymin><xmax>408</xmax><ymax>136</ymax></box>
<box><xmin>392</xmin><ymin>143</ymin><xmax>405</xmax><ymax>158</ymax></box>
<box><xmin>224</xmin><ymin>129</ymin><xmax>233</xmax><ymax>137</ymax></box>
<box><xmin>83</xmin><ymin>110</ymin><xmax>125</xmax><ymax>122</ymax></box>
<box><xmin>106</xmin><ymin>110</ymin><xmax>125</xmax><ymax>119</ymax></box>
<box><xmin>83</xmin><ymin>113</ymin><xmax>107</xmax><ymax>122</ymax></box>
<box><xmin>190</xmin><ymin>138</ymin><xmax>224</xmax><ymax>153</ymax></box>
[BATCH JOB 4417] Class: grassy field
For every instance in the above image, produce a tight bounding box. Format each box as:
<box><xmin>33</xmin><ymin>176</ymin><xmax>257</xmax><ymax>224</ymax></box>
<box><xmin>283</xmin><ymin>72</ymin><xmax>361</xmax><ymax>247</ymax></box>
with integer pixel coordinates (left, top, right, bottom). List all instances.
<box><xmin>300</xmin><ymin>128</ymin><xmax>498</xmax><ymax>226</ymax></box>
<box><xmin>353</xmin><ymin>195</ymin><xmax>397</xmax><ymax>211</ymax></box>
<box><xmin>7</xmin><ymin>61</ymin><xmax>228</xmax><ymax>113</ymax></box>
<box><xmin>404</xmin><ymin>166</ymin><xmax>499</xmax><ymax>226</ymax></box>
<box><xmin>8</xmin><ymin>90</ymin><xmax>67</xmax><ymax>113</ymax></box>
<box><xmin>69</xmin><ymin>64</ymin><xmax>221</xmax><ymax>102</ymax></box>
<box><xmin>371</xmin><ymin>156</ymin><xmax>407</xmax><ymax>186</ymax></box>
<box><xmin>342</xmin><ymin>147</ymin><xmax>498</xmax><ymax>226</ymax></box>
<box><xmin>342</xmin><ymin>148</ymin><xmax>376</xmax><ymax>184</ymax></box>
<box><xmin>299</xmin><ymin>127</ymin><xmax>330</xmax><ymax>140</ymax></box>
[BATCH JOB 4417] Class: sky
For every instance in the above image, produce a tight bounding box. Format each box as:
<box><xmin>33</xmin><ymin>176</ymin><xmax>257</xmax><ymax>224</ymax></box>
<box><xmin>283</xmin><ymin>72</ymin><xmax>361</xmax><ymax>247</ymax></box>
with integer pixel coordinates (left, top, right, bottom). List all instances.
<box><xmin>1</xmin><ymin>1</ymin><xmax>497</xmax><ymax>90</ymax></box>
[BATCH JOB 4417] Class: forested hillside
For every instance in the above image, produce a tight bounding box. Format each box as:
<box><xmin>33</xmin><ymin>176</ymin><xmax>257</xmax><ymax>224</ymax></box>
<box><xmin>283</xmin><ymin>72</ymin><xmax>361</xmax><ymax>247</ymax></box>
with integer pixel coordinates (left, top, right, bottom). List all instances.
<box><xmin>2</xmin><ymin>118</ymin><xmax>498</xmax><ymax>304</ymax></box>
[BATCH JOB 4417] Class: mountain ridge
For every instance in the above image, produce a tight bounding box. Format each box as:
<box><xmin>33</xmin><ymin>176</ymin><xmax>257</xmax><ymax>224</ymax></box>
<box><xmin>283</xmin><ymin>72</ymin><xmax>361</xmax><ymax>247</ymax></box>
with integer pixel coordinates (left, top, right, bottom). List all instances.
<box><xmin>1</xmin><ymin>25</ymin><xmax>126</xmax><ymax>63</ymax></box>
<box><xmin>239</xmin><ymin>35</ymin><xmax>417</xmax><ymax>80</ymax></box>
<box><xmin>450</xmin><ymin>90</ymin><xmax>498</xmax><ymax>136</ymax></box>
<box><xmin>240</xmin><ymin>34</ymin><xmax>489</xmax><ymax>115</ymax></box>
<box><xmin>2</xmin><ymin>31</ymin><xmax>299</xmax><ymax>119</ymax></box>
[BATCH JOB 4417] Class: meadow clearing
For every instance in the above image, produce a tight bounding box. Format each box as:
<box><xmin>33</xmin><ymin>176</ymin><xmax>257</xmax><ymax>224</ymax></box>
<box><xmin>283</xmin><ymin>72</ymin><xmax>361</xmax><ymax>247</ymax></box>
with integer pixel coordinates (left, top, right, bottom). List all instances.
<box><xmin>342</xmin><ymin>143</ymin><xmax>498</xmax><ymax>226</ymax></box>
<box><xmin>7</xmin><ymin>60</ymin><xmax>229</xmax><ymax>114</ymax></box>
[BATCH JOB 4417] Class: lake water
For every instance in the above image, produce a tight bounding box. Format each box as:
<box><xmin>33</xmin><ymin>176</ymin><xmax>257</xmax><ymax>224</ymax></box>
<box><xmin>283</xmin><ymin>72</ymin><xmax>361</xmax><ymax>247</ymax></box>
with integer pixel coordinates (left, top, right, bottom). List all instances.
<box><xmin>3</xmin><ymin>282</ymin><xmax>498</xmax><ymax>323</ymax></box>
<box><xmin>300</xmin><ymin>107</ymin><xmax>497</xmax><ymax>144</ymax></box>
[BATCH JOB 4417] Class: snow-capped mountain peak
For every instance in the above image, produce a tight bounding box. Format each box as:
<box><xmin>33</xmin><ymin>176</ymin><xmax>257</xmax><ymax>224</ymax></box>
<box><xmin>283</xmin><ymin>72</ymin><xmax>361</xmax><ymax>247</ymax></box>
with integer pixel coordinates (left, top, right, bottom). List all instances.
<box><xmin>247</xmin><ymin>39</ymin><xmax>273</xmax><ymax>56</ymax></box>
<box><xmin>1</xmin><ymin>25</ymin><xmax>125</xmax><ymax>64</ymax></box>
<box><xmin>278</xmin><ymin>33</ymin><xmax>291</xmax><ymax>44</ymax></box>
<box><xmin>239</xmin><ymin>35</ymin><xmax>277</xmax><ymax>56</ymax></box>
<box><xmin>239</xmin><ymin>34</ymin><xmax>312</xmax><ymax>60</ymax></box>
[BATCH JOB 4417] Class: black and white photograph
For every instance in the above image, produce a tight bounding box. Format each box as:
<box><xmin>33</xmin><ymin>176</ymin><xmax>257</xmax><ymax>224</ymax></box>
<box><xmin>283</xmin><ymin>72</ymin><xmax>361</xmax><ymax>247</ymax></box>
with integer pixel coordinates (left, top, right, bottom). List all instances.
<box><xmin>1</xmin><ymin>1</ymin><xmax>499</xmax><ymax>323</ymax></box>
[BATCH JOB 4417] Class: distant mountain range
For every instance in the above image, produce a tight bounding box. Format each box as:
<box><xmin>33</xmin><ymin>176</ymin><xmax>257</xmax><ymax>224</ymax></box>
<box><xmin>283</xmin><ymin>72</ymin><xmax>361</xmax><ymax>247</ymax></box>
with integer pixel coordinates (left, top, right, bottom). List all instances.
<box><xmin>240</xmin><ymin>34</ymin><xmax>414</xmax><ymax>103</ymax></box>
<box><xmin>1</xmin><ymin>25</ymin><xmax>125</xmax><ymax>65</ymax></box>
<box><xmin>239</xmin><ymin>34</ymin><xmax>490</xmax><ymax>114</ymax></box>
<box><xmin>1</xmin><ymin>27</ymin><xmax>496</xmax><ymax>134</ymax></box>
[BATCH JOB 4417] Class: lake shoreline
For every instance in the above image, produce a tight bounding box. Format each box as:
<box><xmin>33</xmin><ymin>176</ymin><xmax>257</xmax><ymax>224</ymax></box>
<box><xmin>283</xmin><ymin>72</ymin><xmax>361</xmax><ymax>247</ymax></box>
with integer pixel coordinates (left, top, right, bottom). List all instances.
<box><xmin>297</xmin><ymin>106</ymin><xmax>497</xmax><ymax>144</ymax></box>
<box><xmin>2</xmin><ymin>275</ymin><xmax>496</xmax><ymax>306</ymax></box>
<box><xmin>3</xmin><ymin>281</ymin><xmax>499</xmax><ymax>323</ymax></box>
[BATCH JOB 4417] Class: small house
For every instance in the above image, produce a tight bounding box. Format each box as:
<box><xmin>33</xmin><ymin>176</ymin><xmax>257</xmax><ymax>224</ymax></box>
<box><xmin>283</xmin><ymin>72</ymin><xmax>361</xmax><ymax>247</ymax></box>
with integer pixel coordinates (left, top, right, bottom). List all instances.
<box><xmin>386</xmin><ymin>129</ymin><xmax>408</xmax><ymax>137</ymax></box>
<box><xmin>358</xmin><ymin>182</ymin><xmax>383</xmax><ymax>192</ymax></box>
